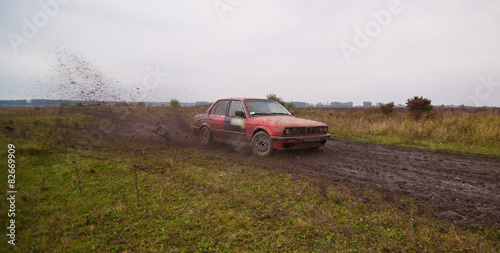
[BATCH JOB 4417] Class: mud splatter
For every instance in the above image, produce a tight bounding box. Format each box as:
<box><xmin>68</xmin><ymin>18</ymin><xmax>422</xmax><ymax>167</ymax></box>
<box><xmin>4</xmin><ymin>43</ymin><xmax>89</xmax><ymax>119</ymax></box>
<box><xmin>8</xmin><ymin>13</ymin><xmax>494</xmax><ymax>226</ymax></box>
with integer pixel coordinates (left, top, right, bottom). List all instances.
<box><xmin>42</xmin><ymin>47</ymin><xmax>198</xmax><ymax>147</ymax></box>
<box><xmin>45</xmin><ymin>47</ymin><xmax>139</xmax><ymax>103</ymax></box>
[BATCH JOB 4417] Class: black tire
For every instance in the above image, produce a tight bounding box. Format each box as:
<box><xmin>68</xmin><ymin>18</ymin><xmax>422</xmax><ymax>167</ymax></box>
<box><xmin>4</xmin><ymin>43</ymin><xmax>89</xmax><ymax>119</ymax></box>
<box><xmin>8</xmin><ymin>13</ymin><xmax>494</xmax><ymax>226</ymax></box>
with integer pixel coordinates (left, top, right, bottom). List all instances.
<box><xmin>252</xmin><ymin>131</ymin><xmax>274</xmax><ymax>157</ymax></box>
<box><xmin>199</xmin><ymin>127</ymin><xmax>212</xmax><ymax>146</ymax></box>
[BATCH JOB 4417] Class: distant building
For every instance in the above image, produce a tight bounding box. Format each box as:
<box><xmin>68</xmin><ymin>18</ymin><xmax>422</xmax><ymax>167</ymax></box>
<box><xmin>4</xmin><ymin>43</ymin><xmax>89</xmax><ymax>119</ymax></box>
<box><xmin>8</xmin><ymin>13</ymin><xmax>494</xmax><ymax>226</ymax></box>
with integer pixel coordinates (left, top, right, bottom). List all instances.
<box><xmin>195</xmin><ymin>101</ymin><xmax>212</xmax><ymax>106</ymax></box>
<box><xmin>330</xmin><ymin>102</ymin><xmax>353</xmax><ymax>108</ymax></box>
<box><xmin>363</xmin><ymin>101</ymin><xmax>372</xmax><ymax>107</ymax></box>
<box><xmin>291</xmin><ymin>101</ymin><xmax>308</xmax><ymax>108</ymax></box>
<box><xmin>0</xmin><ymin>100</ymin><xmax>28</xmax><ymax>106</ymax></box>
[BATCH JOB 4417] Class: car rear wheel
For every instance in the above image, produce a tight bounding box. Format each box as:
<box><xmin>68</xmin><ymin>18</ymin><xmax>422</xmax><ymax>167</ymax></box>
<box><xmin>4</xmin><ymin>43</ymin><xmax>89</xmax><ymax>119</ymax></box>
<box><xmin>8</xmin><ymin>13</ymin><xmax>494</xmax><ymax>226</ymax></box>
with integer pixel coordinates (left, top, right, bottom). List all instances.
<box><xmin>200</xmin><ymin>127</ymin><xmax>212</xmax><ymax>146</ymax></box>
<box><xmin>252</xmin><ymin>131</ymin><xmax>274</xmax><ymax>157</ymax></box>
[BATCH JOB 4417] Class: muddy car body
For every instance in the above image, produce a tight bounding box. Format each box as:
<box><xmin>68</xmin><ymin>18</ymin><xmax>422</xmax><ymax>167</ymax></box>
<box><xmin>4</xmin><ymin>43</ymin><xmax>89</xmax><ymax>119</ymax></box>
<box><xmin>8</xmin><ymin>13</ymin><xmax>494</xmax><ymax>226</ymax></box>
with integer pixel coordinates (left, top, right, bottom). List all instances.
<box><xmin>193</xmin><ymin>98</ymin><xmax>330</xmax><ymax>157</ymax></box>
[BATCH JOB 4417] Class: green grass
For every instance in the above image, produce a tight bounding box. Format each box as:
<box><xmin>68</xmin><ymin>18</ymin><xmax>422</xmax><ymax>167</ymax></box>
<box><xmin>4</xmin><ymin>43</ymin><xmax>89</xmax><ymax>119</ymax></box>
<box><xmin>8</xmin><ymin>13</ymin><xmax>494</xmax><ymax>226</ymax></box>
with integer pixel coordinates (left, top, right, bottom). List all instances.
<box><xmin>1</xmin><ymin>143</ymin><xmax>498</xmax><ymax>251</ymax></box>
<box><xmin>0</xmin><ymin>106</ymin><xmax>498</xmax><ymax>251</ymax></box>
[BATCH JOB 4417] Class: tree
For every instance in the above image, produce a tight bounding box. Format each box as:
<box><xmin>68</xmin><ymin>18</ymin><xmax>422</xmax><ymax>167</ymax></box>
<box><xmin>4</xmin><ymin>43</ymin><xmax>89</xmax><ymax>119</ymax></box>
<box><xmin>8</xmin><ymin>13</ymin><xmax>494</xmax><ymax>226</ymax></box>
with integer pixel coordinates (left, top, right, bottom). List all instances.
<box><xmin>406</xmin><ymin>96</ymin><xmax>433</xmax><ymax>120</ymax></box>
<box><xmin>266</xmin><ymin>93</ymin><xmax>295</xmax><ymax>113</ymax></box>
<box><xmin>170</xmin><ymin>99</ymin><xmax>180</xmax><ymax>107</ymax></box>
<box><xmin>379</xmin><ymin>102</ymin><xmax>395</xmax><ymax>115</ymax></box>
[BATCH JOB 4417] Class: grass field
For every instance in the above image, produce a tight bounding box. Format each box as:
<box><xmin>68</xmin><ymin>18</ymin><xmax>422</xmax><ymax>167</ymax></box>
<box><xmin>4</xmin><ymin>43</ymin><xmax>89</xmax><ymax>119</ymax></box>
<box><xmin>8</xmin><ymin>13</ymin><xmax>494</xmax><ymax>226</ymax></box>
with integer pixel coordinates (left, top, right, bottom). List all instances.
<box><xmin>0</xmin><ymin>106</ymin><xmax>499</xmax><ymax>251</ymax></box>
<box><xmin>296</xmin><ymin>107</ymin><xmax>500</xmax><ymax>157</ymax></box>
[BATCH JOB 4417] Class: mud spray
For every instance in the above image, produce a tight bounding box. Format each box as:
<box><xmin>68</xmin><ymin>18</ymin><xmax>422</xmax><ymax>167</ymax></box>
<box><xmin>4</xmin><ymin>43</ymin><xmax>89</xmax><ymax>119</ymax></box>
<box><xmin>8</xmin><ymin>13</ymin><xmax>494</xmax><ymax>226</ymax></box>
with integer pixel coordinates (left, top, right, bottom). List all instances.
<box><xmin>45</xmin><ymin>47</ymin><xmax>197</xmax><ymax>149</ymax></box>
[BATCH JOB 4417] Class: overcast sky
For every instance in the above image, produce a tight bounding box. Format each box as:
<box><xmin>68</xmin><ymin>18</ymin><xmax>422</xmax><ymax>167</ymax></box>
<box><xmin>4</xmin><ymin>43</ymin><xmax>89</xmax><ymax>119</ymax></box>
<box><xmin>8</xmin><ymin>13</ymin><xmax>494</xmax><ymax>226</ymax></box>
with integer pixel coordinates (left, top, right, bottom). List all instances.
<box><xmin>1</xmin><ymin>0</ymin><xmax>499</xmax><ymax>106</ymax></box>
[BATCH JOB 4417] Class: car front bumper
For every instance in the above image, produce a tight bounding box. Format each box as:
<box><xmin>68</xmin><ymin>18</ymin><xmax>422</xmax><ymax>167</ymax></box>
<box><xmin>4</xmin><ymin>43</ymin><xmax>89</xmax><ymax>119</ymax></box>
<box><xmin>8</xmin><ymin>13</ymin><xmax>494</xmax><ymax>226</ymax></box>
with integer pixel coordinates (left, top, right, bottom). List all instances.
<box><xmin>271</xmin><ymin>134</ymin><xmax>330</xmax><ymax>150</ymax></box>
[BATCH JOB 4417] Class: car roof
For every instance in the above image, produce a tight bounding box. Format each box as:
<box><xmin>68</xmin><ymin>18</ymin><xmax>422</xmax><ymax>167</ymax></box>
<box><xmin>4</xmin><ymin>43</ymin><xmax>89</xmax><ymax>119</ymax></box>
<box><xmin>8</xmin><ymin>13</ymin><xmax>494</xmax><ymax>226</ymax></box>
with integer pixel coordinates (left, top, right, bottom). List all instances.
<box><xmin>219</xmin><ymin>98</ymin><xmax>271</xmax><ymax>101</ymax></box>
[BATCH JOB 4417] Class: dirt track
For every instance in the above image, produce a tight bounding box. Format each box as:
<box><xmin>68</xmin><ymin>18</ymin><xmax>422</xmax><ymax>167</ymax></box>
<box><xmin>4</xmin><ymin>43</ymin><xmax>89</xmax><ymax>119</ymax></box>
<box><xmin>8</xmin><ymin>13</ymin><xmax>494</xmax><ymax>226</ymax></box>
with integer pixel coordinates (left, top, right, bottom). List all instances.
<box><xmin>265</xmin><ymin>140</ymin><xmax>500</xmax><ymax>228</ymax></box>
<box><xmin>84</xmin><ymin>108</ymin><xmax>500</xmax><ymax>228</ymax></box>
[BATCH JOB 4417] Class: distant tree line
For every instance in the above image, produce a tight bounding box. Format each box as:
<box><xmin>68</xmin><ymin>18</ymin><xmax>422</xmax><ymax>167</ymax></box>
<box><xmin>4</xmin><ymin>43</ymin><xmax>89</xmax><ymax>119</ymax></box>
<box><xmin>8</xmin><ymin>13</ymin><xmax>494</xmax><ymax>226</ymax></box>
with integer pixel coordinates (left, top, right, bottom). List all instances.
<box><xmin>0</xmin><ymin>99</ymin><xmax>213</xmax><ymax>107</ymax></box>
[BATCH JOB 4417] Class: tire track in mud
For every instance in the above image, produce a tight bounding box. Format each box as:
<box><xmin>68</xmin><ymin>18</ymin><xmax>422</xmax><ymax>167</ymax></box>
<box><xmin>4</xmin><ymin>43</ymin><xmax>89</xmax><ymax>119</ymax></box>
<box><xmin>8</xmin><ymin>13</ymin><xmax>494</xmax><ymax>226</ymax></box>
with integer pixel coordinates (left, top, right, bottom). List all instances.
<box><xmin>265</xmin><ymin>139</ymin><xmax>500</xmax><ymax>227</ymax></box>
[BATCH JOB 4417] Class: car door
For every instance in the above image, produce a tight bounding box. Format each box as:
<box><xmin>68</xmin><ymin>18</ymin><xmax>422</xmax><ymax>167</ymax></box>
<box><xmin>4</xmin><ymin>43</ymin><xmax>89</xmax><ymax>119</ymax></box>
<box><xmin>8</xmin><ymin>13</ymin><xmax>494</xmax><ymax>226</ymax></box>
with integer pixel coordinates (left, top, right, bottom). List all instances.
<box><xmin>224</xmin><ymin>100</ymin><xmax>247</xmax><ymax>141</ymax></box>
<box><xmin>208</xmin><ymin>100</ymin><xmax>229</xmax><ymax>138</ymax></box>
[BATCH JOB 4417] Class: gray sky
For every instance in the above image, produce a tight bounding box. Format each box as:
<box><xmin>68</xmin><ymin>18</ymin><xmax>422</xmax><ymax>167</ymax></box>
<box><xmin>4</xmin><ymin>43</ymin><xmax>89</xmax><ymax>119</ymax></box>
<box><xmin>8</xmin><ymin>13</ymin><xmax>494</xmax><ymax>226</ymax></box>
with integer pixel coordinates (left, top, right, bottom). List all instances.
<box><xmin>1</xmin><ymin>0</ymin><xmax>499</xmax><ymax>106</ymax></box>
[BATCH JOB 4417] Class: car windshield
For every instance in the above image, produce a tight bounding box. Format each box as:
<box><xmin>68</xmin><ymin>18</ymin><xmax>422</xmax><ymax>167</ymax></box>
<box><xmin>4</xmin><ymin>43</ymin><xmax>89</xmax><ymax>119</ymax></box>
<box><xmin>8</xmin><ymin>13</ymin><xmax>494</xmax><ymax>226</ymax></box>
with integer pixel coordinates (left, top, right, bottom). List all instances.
<box><xmin>244</xmin><ymin>99</ymin><xmax>292</xmax><ymax>116</ymax></box>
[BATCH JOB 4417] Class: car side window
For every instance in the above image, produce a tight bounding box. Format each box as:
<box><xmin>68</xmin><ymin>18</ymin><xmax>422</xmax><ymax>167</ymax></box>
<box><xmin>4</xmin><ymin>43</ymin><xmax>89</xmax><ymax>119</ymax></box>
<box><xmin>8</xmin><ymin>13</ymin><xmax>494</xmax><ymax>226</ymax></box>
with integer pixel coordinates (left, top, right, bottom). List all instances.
<box><xmin>213</xmin><ymin>100</ymin><xmax>229</xmax><ymax>116</ymax></box>
<box><xmin>228</xmin><ymin>100</ymin><xmax>244</xmax><ymax>117</ymax></box>
<box><xmin>209</xmin><ymin>102</ymin><xmax>218</xmax><ymax>115</ymax></box>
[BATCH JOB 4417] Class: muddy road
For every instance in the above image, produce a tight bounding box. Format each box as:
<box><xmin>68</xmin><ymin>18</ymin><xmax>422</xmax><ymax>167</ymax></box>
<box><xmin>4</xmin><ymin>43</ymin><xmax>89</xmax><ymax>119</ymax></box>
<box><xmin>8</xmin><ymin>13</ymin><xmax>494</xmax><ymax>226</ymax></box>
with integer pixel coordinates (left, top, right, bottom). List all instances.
<box><xmin>263</xmin><ymin>140</ymin><xmax>500</xmax><ymax>228</ymax></box>
<box><xmin>80</xmin><ymin>107</ymin><xmax>500</xmax><ymax>228</ymax></box>
<box><xmin>194</xmin><ymin>135</ymin><xmax>500</xmax><ymax>228</ymax></box>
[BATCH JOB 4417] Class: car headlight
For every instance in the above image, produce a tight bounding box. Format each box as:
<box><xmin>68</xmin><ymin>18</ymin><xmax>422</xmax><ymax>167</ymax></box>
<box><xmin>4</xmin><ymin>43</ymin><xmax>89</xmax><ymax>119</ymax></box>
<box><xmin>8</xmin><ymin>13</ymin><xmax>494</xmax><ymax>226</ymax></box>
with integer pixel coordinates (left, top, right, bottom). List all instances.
<box><xmin>324</xmin><ymin>127</ymin><xmax>328</xmax><ymax>134</ymax></box>
<box><xmin>284</xmin><ymin>128</ymin><xmax>292</xmax><ymax>135</ymax></box>
<box><xmin>292</xmin><ymin>128</ymin><xmax>300</xmax><ymax>135</ymax></box>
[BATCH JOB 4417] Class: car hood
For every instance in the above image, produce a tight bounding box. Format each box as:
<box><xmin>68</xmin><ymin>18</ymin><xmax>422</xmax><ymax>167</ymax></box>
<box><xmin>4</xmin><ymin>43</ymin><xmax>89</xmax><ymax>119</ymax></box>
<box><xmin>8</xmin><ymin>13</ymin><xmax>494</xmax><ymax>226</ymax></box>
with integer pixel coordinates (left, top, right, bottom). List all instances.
<box><xmin>251</xmin><ymin>116</ymin><xmax>326</xmax><ymax>127</ymax></box>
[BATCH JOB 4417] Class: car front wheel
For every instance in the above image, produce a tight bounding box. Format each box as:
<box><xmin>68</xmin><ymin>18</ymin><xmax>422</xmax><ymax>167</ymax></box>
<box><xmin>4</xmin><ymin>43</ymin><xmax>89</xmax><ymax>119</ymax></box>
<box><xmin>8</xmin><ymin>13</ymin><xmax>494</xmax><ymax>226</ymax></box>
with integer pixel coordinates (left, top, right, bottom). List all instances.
<box><xmin>252</xmin><ymin>131</ymin><xmax>274</xmax><ymax>157</ymax></box>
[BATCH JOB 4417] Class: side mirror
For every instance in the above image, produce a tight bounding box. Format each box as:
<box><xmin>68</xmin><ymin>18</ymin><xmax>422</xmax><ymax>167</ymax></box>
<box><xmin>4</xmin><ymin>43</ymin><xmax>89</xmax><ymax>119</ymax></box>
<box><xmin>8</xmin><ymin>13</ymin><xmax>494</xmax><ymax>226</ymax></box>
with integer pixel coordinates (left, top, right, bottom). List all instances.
<box><xmin>235</xmin><ymin>110</ymin><xmax>246</xmax><ymax>118</ymax></box>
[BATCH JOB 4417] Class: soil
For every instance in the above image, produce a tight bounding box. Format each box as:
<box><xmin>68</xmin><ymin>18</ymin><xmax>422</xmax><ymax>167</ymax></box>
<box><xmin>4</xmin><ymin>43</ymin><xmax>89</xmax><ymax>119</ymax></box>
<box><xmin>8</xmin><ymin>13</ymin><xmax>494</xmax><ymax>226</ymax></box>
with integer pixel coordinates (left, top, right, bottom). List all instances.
<box><xmin>81</xmin><ymin>108</ymin><xmax>500</xmax><ymax>228</ymax></box>
<box><xmin>267</xmin><ymin>140</ymin><xmax>500</xmax><ymax>228</ymax></box>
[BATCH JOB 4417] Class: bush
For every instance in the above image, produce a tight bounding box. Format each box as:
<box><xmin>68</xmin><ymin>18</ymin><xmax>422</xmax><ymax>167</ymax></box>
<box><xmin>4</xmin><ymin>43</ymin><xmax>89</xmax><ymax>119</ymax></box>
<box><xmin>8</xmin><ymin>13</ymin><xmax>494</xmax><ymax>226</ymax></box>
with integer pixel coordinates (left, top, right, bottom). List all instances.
<box><xmin>379</xmin><ymin>102</ymin><xmax>395</xmax><ymax>115</ymax></box>
<box><xmin>406</xmin><ymin>96</ymin><xmax>433</xmax><ymax>120</ymax></box>
<box><xmin>170</xmin><ymin>99</ymin><xmax>180</xmax><ymax>107</ymax></box>
<box><xmin>266</xmin><ymin>93</ymin><xmax>295</xmax><ymax>113</ymax></box>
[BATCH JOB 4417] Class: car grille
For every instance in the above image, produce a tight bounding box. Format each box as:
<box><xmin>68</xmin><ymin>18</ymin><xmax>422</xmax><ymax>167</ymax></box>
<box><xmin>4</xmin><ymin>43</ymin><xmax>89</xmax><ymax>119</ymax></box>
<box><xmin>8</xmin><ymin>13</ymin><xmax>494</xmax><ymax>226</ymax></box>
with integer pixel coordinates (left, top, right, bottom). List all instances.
<box><xmin>298</xmin><ymin>127</ymin><xmax>324</xmax><ymax>135</ymax></box>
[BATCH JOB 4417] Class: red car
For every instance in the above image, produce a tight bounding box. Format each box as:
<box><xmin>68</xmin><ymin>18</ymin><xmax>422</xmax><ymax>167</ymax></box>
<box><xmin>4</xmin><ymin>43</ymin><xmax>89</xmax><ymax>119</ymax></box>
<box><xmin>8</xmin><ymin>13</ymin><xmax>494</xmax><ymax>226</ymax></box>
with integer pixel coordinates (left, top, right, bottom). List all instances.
<box><xmin>193</xmin><ymin>98</ymin><xmax>330</xmax><ymax>157</ymax></box>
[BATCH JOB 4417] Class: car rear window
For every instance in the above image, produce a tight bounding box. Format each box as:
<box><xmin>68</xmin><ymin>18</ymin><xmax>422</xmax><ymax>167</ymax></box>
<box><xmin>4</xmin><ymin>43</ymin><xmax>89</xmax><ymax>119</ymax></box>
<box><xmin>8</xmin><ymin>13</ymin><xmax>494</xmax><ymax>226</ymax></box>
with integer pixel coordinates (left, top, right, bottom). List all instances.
<box><xmin>213</xmin><ymin>100</ymin><xmax>229</xmax><ymax>116</ymax></box>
